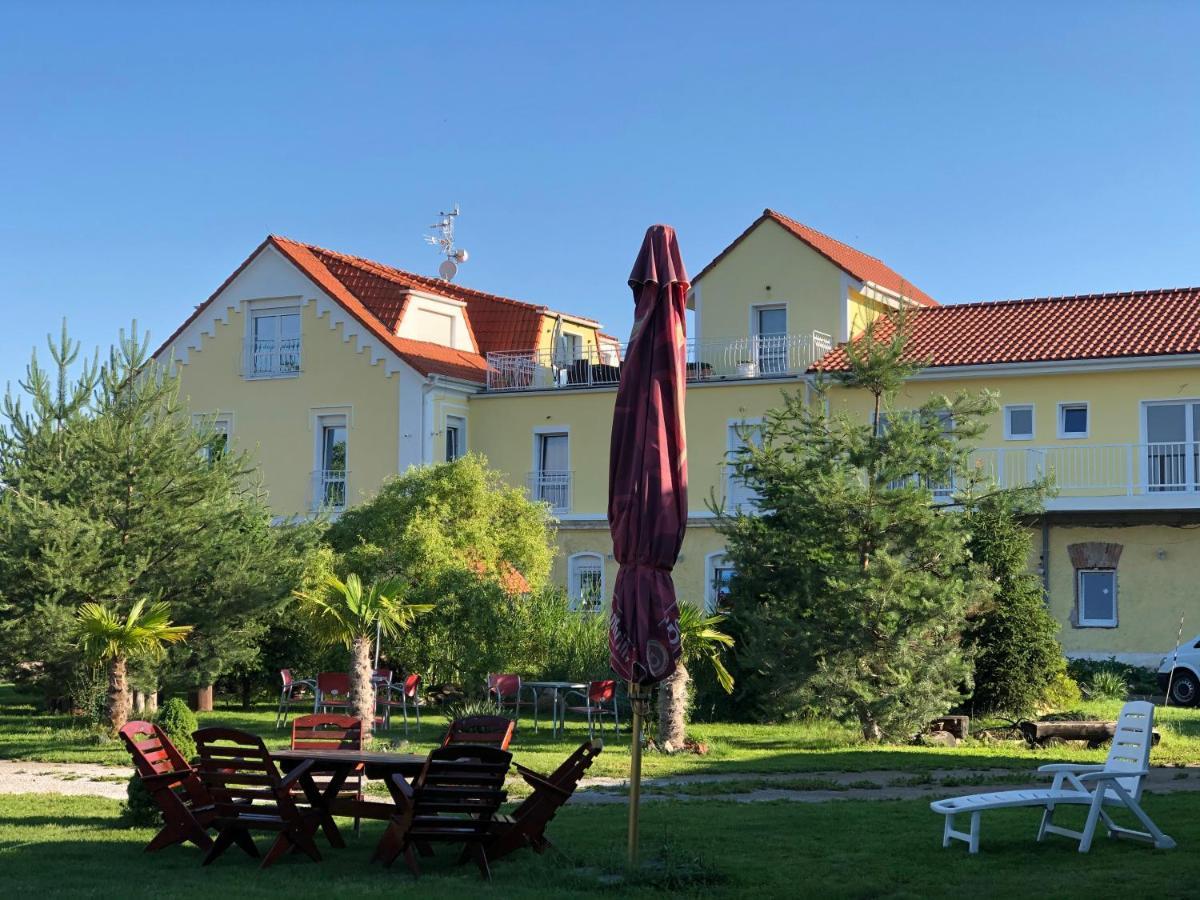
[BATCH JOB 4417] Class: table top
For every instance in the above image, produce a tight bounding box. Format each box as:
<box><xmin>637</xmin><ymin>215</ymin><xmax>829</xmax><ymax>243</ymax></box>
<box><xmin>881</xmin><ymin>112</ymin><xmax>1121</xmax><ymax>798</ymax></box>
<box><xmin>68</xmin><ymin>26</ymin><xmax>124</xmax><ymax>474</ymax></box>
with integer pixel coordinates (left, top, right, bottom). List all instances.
<box><xmin>522</xmin><ymin>680</ymin><xmax>588</xmax><ymax>690</ymax></box>
<box><xmin>273</xmin><ymin>748</ymin><xmax>425</xmax><ymax>768</ymax></box>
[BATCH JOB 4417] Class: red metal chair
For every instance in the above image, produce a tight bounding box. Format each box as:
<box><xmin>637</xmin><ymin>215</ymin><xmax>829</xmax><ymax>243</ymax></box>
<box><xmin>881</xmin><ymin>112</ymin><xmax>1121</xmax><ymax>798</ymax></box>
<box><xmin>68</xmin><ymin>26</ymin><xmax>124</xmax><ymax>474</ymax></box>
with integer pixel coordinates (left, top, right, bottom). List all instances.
<box><xmin>316</xmin><ymin>672</ymin><xmax>353</xmax><ymax>714</ymax></box>
<box><xmin>378</xmin><ymin>673</ymin><xmax>422</xmax><ymax>734</ymax></box>
<box><xmin>563</xmin><ymin>680</ymin><xmax>619</xmax><ymax>739</ymax></box>
<box><xmin>291</xmin><ymin>713</ymin><xmax>364</xmax><ymax>835</ymax></box>
<box><xmin>486</xmin><ymin>673</ymin><xmax>531</xmax><ymax>727</ymax></box>
<box><xmin>276</xmin><ymin>669</ymin><xmax>316</xmax><ymax>728</ymax></box>
<box><xmin>119</xmin><ymin>720</ymin><xmax>218</xmax><ymax>852</ymax></box>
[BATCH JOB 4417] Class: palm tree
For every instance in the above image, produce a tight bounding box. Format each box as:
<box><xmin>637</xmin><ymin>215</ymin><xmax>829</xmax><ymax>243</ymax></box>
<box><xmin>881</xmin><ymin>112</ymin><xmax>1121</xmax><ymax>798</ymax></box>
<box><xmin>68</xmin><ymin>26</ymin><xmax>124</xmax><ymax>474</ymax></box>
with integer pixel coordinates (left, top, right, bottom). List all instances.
<box><xmin>293</xmin><ymin>572</ymin><xmax>433</xmax><ymax>745</ymax></box>
<box><xmin>657</xmin><ymin>603</ymin><xmax>734</xmax><ymax>751</ymax></box>
<box><xmin>76</xmin><ymin>600</ymin><xmax>192</xmax><ymax>733</ymax></box>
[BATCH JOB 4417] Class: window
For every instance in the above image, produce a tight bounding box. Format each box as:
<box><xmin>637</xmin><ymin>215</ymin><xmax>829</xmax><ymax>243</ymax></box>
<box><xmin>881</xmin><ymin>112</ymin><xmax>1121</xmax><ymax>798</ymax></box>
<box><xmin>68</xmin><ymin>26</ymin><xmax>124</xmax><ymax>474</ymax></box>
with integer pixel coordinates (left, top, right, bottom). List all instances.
<box><xmin>705</xmin><ymin>553</ymin><xmax>735</xmax><ymax>614</ymax></box>
<box><xmin>446</xmin><ymin>415</ymin><xmax>466</xmax><ymax>462</ymax></box>
<box><xmin>1078</xmin><ymin>569</ymin><xmax>1117</xmax><ymax>627</ymax></box>
<box><xmin>248</xmin><ymin>309</ymin><xmax>301</xmax><ymax>377</ymax></box>
<box><xmin>753</xmin><ymin>305</ymin><xmax>788</xmax><ymax>374</ymax></box>
<box><xmin>568</xmin><ymin>553</ymin><xmax>605</xmax><ymax>612</ymax></box>
<box><xmin>726</xmin><ymin>420</ymin><xmax>762</xmax><ymax>511</ymax></box>
<box><xmin>533</xmin><ymin>431</ymin><xmax>570</xmax><ymax>512</ymax></box>
<box><xmin>1058</xmin><ymin>403</ymin><xmax>1089</xmax><ymax>439</ymax></box>
<box><xmin>315</xmin><ymin>414</ymin><xmax>348</xmax><ymax>510</ymax></box>
<box><xmin>195</xmin><ymin>414</ymin><xmax>231</xmax><ymax>462</ymax></box>
<box><xmin>1004</xmin><ymin>404</ymin><xmax>1034</xmax><ymax>441</ymax></box>
<box><xmin>563</xmin><ymin>333</ymin><xmax>583</xmax><ymax>362</ymax></box>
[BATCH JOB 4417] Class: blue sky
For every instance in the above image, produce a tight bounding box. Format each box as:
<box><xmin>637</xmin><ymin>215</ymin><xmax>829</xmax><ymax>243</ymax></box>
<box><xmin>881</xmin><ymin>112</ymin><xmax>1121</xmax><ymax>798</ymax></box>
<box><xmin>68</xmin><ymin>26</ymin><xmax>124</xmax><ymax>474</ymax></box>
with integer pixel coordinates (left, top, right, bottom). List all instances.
<box><xmin>1</xmin><ymin>2</ymin><xmax>1197</xmax><ymax>391</ymax></box>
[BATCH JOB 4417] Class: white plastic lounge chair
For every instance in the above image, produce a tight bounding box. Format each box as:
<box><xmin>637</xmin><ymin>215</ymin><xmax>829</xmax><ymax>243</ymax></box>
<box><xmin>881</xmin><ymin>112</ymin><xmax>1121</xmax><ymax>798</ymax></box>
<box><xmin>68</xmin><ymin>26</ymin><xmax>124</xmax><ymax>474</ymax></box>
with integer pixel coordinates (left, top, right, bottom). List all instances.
<box><xmin>931</xmin><ymin>700</ymin><xmax>1176</xmax><ymax>853</ymax></box>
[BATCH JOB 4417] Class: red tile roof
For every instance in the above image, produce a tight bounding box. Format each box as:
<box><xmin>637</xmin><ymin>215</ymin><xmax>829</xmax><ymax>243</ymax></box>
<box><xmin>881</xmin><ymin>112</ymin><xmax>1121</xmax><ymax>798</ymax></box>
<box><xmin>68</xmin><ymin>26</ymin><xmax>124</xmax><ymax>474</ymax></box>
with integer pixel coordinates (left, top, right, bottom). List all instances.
<box><xmin>810</xmin><ymin>287</ymin><xmax>1200</xmax><ymax>372</ymax></box>
<box><xmin>155</xmin><ymin>235</ymin><xmax>595</xmax><ymax>382</ymax></box>
<box><xmin>694</xmin><ymin>208</ymin><xmax>938</xmax><ymax>307</ymax></box>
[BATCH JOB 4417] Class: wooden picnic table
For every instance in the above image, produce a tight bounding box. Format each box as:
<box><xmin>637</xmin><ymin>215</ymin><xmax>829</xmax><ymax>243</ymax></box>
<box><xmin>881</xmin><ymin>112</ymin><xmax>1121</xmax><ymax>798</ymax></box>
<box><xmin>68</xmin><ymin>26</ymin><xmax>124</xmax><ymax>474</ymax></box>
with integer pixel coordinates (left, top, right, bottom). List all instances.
<box><xmin>273</xmin><ymin>748</ymin><xmax>425</xmax><ymax>847</ymax></box>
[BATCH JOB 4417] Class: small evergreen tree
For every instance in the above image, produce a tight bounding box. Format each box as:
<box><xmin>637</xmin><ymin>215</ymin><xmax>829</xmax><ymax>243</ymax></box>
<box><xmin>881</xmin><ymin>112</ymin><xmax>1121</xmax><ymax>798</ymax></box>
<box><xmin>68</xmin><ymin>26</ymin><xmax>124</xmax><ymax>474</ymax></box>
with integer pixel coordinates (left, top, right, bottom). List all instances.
<box><xmin>963</xmin><ymin>492</ymin><xmax>1066</xmax><ymax>717</ymax></box>
<box><xmin>718</xmin><ymin>317</ymin><xmax>996</xmax><ymax>741</ymax></box>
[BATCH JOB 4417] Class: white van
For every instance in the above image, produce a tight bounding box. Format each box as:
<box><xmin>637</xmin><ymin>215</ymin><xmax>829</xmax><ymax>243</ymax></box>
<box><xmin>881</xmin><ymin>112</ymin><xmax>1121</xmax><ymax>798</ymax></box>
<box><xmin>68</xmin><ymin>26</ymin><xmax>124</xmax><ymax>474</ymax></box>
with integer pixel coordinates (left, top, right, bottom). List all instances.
<box><xmin>1157</xmin><ymin>635</ymin><xmax>1200</xmax><ymax>706</ymax></box>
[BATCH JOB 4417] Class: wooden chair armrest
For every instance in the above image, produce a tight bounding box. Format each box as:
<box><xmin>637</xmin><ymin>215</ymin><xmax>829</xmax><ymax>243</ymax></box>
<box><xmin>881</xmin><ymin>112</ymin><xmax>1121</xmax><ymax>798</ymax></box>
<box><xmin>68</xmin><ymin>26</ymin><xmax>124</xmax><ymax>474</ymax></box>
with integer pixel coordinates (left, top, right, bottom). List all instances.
<box><xmin>389</xmin><ymin>772</ymin><xmax>415</xmax><ymax>804</ymax></box>
<box><xmin>277</xmin><ymin>758</ymin><xmax>315</xmax><ymax>789</ymax></box>
<box><xmin>140</xmin><ymin>768</ymin><xmax>194</xmax><ymax>787</ymax></box>
<box><xmin>515</xmin><ymin>765</ymin><xmax>572</xmax><ymax>797</ymax></box>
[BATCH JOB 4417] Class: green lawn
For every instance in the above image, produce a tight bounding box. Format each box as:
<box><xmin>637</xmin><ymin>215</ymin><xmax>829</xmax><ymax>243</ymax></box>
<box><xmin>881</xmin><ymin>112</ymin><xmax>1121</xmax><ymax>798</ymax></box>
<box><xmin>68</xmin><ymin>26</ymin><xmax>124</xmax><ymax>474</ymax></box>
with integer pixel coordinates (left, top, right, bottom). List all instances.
<box><xmin>1</xmin><ymin>792</ymin><xmax>1196</xmax><ymax>898</ymax></box>
<box><xmin>5</xmin><ymin>684</ymin><xmax>1200</xmax><ymax>778</ymax></box>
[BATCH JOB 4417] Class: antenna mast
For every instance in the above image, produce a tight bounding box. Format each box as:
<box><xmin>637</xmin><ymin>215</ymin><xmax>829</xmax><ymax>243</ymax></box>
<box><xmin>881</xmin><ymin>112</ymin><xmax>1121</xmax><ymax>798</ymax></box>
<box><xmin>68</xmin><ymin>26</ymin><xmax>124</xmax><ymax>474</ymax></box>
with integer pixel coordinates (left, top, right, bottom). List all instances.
<box><xmin>425</xmin><ymin>203</ymin><xmax>469</xmax><ymax>281</ymax></box>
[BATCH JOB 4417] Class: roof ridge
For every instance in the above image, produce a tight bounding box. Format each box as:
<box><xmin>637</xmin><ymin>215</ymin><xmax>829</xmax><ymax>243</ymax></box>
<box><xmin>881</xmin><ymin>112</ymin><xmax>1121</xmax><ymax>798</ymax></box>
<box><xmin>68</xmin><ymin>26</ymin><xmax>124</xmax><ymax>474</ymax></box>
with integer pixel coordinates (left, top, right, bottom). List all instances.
<box><xmin>926</xmin><ymin>287</ymin><xmax>1200</xmax><ymax>311</ymax></box>
<box><xmin>764</xmin><ymin>209</ymin><xmax>887</xmax><ymax>265</ymax></box>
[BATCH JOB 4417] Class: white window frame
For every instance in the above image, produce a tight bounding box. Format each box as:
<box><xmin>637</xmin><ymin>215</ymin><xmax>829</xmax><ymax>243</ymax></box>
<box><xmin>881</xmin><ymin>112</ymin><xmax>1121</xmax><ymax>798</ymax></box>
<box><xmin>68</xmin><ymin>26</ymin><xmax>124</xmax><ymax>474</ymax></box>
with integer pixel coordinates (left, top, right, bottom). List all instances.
<box><xmin>243</xmin><ymin>297</ymin><xmax>303</xmax><ymax>380</ymax></box>
<box><xmin>725</xmin><ymin>418</ymin><xmax>762</xmax><ymax>512</ymax></box>
<box><xmin>704</xmin><ymin>551</ymin><xmax>735</xmax><ymax>614</ymax></box>
<box><xmin>445</xmin><ymin>414</ymin><xmax>467</xmax><ymax>462</ymax></box>
<box><xmin>193</xmin><ymin>412</ymin><xmax>232</xmax><ymax>461</ymax></box>
<box><xmin>567</xmin><ymin>552</ymin><xmax>606</xmax><ymax>613</ymax></box>
<box><xmin>1003</xmin><ymin>404</ymin><xmax>1035</xmax><ymax>441</ymax></box>
<box><xmin>531</xmin><ymin>426</ymin><xmax>571</xmax><ymax>513</ymax></box>
<box><xmin>1058</xmin><ymin>402</ymin><xmax>1090</xmax><ymax>439</ymax></box>
<box><xmin>312</xmin><ymin>407</ymin><xmax>350</xmax><ymax>512</ymax></box>
<box><xmin>1077</xmin><ymin>568</ymin><xmax>1117</xmax><ymax>627</ymax></box>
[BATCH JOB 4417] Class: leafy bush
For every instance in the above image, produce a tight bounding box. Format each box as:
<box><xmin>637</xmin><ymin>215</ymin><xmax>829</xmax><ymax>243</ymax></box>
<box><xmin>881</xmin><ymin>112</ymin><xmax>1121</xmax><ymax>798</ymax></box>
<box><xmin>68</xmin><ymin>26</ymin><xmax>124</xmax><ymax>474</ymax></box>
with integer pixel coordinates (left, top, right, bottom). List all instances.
<box><xmin>155</xmin><ymin>697</ymin><xmax>198</xmax><ymax>761</ymax></box>
<box><xmin>1040</xmin><ymin>671</ymin><xmax>1083</xmax><ymax>711</ymax></box>
<box><xmin>1067</xmin><ymin>658</ymin><xmax>1157</xmax><ymax>696</ymax></box>
<box><xmin>68</xmin><ymin>665</ymin><xmax>108</xmax><ymax>727</ymax></box>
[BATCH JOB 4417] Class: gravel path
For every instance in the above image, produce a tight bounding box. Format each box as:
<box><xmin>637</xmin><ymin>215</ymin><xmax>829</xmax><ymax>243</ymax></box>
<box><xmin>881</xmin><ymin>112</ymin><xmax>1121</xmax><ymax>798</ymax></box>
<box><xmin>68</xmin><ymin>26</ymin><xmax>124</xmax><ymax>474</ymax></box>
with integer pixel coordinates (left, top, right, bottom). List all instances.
<box><xmin>3</xmin><ymin>759</ymin><xmax>1198</xmax><ymax>805</ymax></box>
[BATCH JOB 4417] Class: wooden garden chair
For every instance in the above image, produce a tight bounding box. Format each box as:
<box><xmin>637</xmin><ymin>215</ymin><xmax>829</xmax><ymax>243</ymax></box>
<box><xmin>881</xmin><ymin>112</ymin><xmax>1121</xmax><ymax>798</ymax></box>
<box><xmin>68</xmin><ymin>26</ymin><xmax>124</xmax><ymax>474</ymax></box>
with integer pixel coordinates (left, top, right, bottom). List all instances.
<box><xmin>372</xmin><ymin>745</ymin><xmax>512</xmax><ymax>880</ymax></box>
<box><xmin>118</xmin><ymin>720</ymin><xmax>217</xmax><ymax>852</ymax></box>
<box><xmin>194</xmin><ymin>726</ymin><xmax>327</xmax><ymax>869</ymax></box>
<box><xmin>931</xmin><ymin>701</ymin><xmax>1176</xmax><ymax>853</ymax></box>
<box><xmin>290</xmin><ymin>713</ymin><xmax>365</xmax><ymax>834</ymax></box>
<box><xmin>488</xmin><ymin>739</ymin><xmax>601</xmax><ymax>862</ymax></box>
<box><xmin>442</xmin><ymin>715</ymin><xmax>515</xmax><ymax>751</ymax></box>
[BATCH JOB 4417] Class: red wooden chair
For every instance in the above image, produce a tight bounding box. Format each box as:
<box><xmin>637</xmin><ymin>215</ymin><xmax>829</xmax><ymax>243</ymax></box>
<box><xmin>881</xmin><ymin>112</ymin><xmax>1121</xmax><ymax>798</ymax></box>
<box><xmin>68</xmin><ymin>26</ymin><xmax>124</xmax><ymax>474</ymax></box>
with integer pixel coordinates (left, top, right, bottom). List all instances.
<box><xmin>379</xmin><ymin>673</ymin><xmax>422</xmax><ymax>734</ymax></box>
<box><xmin>316</xmin><ymin>672</ymin><xmax>353</xmax><ymax>714</ymax></box>
<box><xmin>276</xmin><ymin>669</ymin><xmax>316</xmax><ymax>728</ymax></box>
<box><xmin>291</xmin><ymin>713</ymin><xmax>365</xmax><ymax>834</ymax></box>
<box><xmin>489</xmin><ymin>739</ymin><xmax>602</xmax><ymax>862</ymax></box>
<box><xmin>194</xmin><ymin>726</ymin><xmax>326</xmax><ymax>869</ymax></box>
<box><xmin>442</xmin><ymin>715</ymin><xmax>515</xmax><ymax>751</ymax></box>
<box><xmin>563</xmin><ymin>681</ymin><xmax>619</xmax><ymax>739</ymax></box>
<box><xmin>372</xmin><ymin>745</ymin><xmax>512</xmax><ymax>880</ymax></box>
<box><xmin>486</xmin><ymin>673</ymin><xmax>532</xmax><ymax>726</ymax></box>
<box><xmin>119</xmin><ymin>720</ymin><xmax>217</xmax><ymax>852</ymax></box>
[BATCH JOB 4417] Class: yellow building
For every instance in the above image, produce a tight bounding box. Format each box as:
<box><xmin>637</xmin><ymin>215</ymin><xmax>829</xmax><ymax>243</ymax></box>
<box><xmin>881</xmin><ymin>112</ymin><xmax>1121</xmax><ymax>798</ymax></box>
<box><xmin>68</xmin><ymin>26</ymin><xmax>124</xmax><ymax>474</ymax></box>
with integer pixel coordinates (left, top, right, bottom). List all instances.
<box><xmin>156</xmin><ymin>211</ymin><xmax>1200</xmax><ymax>667</ymax></box>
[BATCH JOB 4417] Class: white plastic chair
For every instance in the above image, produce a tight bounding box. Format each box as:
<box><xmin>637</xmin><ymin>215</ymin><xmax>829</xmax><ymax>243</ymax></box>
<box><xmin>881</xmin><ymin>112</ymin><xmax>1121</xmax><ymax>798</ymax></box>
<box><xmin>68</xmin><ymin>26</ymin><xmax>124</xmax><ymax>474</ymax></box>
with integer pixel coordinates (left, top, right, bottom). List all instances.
<box><xmin>931</xmin><ymin>700</ymin><xmax>1176</xmax><ymax>853</ymax></box>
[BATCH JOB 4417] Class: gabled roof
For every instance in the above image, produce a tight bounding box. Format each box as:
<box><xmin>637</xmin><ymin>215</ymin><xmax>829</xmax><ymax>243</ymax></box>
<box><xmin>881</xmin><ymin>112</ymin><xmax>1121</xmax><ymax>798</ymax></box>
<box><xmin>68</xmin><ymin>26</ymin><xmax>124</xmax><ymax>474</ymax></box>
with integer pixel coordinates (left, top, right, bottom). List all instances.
<box><xmin>810</xmin><ymin>287</ymin><xmax>1200</xmax><ymax>372</ymax></box>
<box><xmin>155</xmin><ymin>235</ymin><xmax>596</xmax><ymax>383</ymax></box>
<box><xmin>694</xmin><ymin>208</ymin><xmax>938</xmax><ymax>307</ymax></box>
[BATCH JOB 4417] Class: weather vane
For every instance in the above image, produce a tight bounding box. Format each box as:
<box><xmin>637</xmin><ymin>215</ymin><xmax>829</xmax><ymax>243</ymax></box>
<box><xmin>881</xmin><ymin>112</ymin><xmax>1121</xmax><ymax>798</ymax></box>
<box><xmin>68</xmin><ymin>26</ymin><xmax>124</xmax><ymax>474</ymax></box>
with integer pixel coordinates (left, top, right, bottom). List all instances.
<box><xmin>425</xmin><ymin>203</ymin><xmax>469</xmax><ymax>281</ymax></box>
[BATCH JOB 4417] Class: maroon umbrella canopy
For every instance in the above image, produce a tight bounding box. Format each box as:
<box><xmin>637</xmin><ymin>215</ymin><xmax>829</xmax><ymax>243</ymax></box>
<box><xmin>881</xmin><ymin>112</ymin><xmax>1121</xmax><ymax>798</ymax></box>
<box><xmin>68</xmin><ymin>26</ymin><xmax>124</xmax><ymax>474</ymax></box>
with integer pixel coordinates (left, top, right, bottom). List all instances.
<box><xmin>608</xmin><ymin>224</ymin><xmax>689</xmax><ymax>686</ymax></box>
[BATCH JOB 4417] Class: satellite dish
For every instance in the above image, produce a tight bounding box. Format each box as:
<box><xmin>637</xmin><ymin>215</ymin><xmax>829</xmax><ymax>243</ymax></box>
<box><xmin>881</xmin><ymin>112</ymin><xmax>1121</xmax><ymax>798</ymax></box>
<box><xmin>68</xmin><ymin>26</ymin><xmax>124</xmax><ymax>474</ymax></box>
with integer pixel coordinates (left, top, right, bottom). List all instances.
<box><xmin>438</xmin><ymin>259</ymin><xmax>458</xmax><ymax>281</ymax></box>
<box><xmin>453</xmin><ymin>248</ymin><xmax>469</xmax><ymax>263</ymax></box>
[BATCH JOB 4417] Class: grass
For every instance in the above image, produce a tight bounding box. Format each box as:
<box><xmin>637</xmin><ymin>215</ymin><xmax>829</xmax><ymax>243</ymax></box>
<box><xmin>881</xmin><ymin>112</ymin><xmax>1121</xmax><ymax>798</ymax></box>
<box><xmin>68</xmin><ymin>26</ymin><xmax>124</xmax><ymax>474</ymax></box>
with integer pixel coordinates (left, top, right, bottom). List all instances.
<box><xmin>6</xmin><ymin>684</ymin><xmax>1200</xmax><ymax>779</ymax></box>
<box><xmin>1</xmin><ymin>791</ymin><xmax>1198</xmax><ymax>898</ymax></box>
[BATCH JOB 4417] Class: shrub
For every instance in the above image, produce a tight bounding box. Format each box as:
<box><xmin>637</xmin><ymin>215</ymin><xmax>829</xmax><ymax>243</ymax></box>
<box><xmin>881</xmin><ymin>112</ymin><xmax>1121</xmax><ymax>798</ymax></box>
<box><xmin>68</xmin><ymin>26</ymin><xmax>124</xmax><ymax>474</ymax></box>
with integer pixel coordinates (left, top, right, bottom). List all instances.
<box><xmin>1039</xmin><ymin>671</ymin><xmax>1083</xmax><ymax>711</ymax></box>
<box><xmin>68</xmin><ymin>665</ymin><xmax>108</xmax><ymax>727</ymax></box>
<box><xmin>123</xmin><ymin>772</ymin><xmax>160</xmax><ymax>826</ymax></box>
<box><xmin>1083</xmin><ymin>666</ymin><xmax>1129</xmax><ymax>701</ymax></box>
<box><xmin>1067</xmin><ymin>657</ymin><xmax>1157</xmax><ymax>695</ymax></box>
<box><xmin>155</xmin><ymin>697</ymin><xmax>198</xmax><ymax>761</ymax></box>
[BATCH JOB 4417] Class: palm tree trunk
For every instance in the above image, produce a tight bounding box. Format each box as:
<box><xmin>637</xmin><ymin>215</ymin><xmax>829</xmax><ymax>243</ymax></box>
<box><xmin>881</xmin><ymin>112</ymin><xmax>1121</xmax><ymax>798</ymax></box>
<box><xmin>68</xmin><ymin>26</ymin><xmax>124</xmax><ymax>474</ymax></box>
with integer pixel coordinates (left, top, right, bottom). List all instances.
<box><xmin>351</xmin><ymin>635</ymin><xmax>375</xmax><ymax>745</ymax></box>
<box><xmin>107</xmin><ymin>655</ymin><xmax>129</xmax><ymax>734</ymax></box>
<box><xmin>657</xmin><ymin>662</ymin><xmax>690</xmax><ymax>752</ymax></box>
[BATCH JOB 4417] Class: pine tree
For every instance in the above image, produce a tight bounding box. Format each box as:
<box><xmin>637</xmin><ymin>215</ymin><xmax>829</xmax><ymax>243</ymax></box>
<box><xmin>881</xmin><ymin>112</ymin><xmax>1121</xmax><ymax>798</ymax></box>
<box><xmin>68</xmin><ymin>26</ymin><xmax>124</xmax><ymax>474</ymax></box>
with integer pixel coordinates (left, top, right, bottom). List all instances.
<box><xmin>717</xmin><ymin>317</ymin><xmax>997</xmax><ymax>741</ymax></box>
<box><xmin>0</xmin><ymin>323</ymin><xmax>319</xmax><ymax>700</ymax></box>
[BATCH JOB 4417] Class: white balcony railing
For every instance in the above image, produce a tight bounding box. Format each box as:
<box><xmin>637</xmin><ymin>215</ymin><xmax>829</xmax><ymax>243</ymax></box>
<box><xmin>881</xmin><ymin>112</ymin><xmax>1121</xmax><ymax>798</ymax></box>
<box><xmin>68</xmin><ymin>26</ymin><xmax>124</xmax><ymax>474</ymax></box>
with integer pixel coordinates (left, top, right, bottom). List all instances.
<box><xmin>967</xmin><ymin>442</ymin><xmax>1200</xmax><ymax>499</ymax></box>
<box><xmin>312</xmin><ymin>469</ymin><xmax>347</xmax><ymax>511</ymax></box>
<box><xmin>528</xmin><ymin>469</ymin><xmax>572</xmax><ymax>513</ymax></box>
<box><xmin>486</xmin><ymin>332</ymin><xmax>834</xmax><ymax>392</ymax></box>
<box><xmin>244</xmin><ymin>338</ymin><xmax>301</xmax><ymax>378</ymax></box>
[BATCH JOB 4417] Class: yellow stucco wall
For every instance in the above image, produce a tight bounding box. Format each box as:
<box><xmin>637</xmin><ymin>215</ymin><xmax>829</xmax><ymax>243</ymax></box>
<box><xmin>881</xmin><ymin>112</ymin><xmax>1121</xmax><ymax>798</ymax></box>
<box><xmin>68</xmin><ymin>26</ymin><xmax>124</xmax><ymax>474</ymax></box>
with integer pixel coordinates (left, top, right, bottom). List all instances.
<box><xmin>693</xmin><ymin>218</ymin><xmax>845</xmax><ymax>344</ymax></box>
<box><xmin>534</xmin><ymin>315</ymin><xmax>605</xmax><ymax>356</ymax></box>
<box><xmin>172</xmin><ymin>298</ymin><xmax>401</xmax><ymax>517</ymax></box>
<box><xmin>847</xmin><ymin>289</ymin><xmax>890</xmax><ymax>337</ymax></box>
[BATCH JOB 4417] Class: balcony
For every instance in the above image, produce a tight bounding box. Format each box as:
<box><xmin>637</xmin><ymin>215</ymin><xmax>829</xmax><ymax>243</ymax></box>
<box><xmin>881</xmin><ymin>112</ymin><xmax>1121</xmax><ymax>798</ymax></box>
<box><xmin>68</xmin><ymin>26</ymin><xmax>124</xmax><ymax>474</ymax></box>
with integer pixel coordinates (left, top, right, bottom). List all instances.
<box><xmin>528</xmin><ymin>469</ymin><xmax>572</xmax><ymax>513</ymax></box>
<box><xmin>244</xmin><ymin>338</ymin><xmax>301</xmax><ymax>379</ymax></box>
<box><xmin>486</xmin><ymin>332</ymin><xmax>833</xmax><ymax>392</ymax></box>
<box><xmin>968</xmin><ymin>442</ymin><xmax>1200</xmax><ymax>511</ymax></box>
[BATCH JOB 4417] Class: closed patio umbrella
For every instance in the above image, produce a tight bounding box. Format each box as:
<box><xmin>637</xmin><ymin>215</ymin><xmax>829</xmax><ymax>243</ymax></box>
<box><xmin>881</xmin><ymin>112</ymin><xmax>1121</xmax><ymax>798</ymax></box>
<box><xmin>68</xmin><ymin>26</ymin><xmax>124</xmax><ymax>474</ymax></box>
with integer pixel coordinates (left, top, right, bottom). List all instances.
<box><xmin>608</xmin><ymin>224</ymin><xmax>689</xmax><ymax>865</ymax></box>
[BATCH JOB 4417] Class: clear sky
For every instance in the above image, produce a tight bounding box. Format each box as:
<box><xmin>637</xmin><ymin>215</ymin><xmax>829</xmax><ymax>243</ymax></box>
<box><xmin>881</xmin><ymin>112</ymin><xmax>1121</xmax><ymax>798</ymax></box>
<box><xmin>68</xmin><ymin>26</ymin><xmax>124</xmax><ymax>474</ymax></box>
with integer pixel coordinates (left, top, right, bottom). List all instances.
<box><xmin>2</xmin><ymin>2</ymin><xmax>1197</xmax><ymax>392</ymax></box>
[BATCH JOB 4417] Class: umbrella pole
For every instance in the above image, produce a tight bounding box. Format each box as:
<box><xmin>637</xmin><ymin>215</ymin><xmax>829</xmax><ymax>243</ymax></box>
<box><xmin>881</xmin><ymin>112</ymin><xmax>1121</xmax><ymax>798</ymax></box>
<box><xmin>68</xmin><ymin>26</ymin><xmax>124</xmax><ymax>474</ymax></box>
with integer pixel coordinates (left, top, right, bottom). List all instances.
<box><xmin>627</xmin><ymin>681</ymin><xmax>651</xmax><ymax>867</ymax></box>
